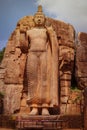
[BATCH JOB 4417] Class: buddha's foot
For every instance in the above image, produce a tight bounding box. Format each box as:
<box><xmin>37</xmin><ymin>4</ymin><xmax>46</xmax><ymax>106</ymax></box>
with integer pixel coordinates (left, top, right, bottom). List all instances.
<box><xmin>42</xmin><ymin>108</ymin><xmax>50</xmax><ymax>115</ymax></box>
<box><xmin>29</xmin><ymin>108</ymin><xmax>38</xmax><ymax>115</ymax></box>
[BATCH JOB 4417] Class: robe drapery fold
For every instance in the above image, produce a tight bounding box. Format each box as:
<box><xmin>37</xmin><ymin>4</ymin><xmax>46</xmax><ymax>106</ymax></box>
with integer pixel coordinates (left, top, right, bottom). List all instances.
<box><xmin>48</xmin><ymin>31</ymin><xmax>59</xmax><ymax>107</ymax></box>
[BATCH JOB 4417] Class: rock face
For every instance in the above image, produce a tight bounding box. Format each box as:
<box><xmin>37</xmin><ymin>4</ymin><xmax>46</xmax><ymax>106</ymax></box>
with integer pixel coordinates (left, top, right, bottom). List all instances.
<box><xmin>4</xmin><ymin>84</ymin><xmax>23</xmax><ymax>114</ymax></box>
<box><xmin>75</xmin><ymin>32</ymin><xmax>87</xmax><ymax>90</ymax></box>
<box><xmin>0</xmin><ymin>16</ymin><xmax>75</xmax><ymax>114</ymax></box>
<box><xmin>75</xmin><ymin>33</ymin><xmax>87</xmax><ymax>130</ymax></box>
<box><xmin>84</xmin><ymin>87</ymin><xmax>87</xmax><ymax>130</ymax></box>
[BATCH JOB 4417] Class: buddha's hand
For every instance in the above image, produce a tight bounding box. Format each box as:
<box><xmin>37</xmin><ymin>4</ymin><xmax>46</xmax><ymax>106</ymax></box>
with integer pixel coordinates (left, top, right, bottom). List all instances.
<box><xmin>45</xmin><ymin>21</ymin><xmax>54</xmax><ymax>34</ymax></box>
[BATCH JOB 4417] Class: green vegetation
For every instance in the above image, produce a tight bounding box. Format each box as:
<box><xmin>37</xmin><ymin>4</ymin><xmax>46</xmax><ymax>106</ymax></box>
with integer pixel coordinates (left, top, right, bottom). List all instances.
<box><xmin>0</xmin><ymin>47</ymin><xmax>5</xmax><ymax>63</ymax></box>
<box><xmin>0</xmin><ymin>91</ymin><xmax>4</xmax><ymax>98</ymax></box>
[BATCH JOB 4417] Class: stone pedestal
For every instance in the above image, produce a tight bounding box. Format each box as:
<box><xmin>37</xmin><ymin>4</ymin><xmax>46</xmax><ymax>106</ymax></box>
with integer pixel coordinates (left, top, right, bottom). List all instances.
<box><xmin>16</xmin><ymin>115</ymin><xmax>65</xmax><ymax>130</ymax></box>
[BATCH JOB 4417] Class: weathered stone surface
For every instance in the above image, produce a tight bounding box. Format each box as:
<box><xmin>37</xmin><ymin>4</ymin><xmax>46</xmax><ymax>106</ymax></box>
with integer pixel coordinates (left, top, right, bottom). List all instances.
<box><xmin>84</xmin><ymin>87</ymin><xmax>87</xmax><ymax>130</ymax></box>
<box><xmin>75</xmin><ymin>32</ymin><xmax>87</xmax><ymax>89</ymax></box>
<box><xmin>4</xmin><ymin>84</ymin><xmax>23</xmax><ymax>114</ymax></box>
<box><xmin>0</xmin><ymin>68</ymin><xmax>5</xmax><ymax>93</ymax></box>
<box><xmin>4</xmin><ymin>51</ymin><xmax>26</xmax><ymax>84</ymax></box>
<box><xmin>60</xmin><ymin>89</ymin><xmax>83</xmax><ymax>114</ymax></box>
<box><xmin>0</xmin><ymin>14</ymin><xmax>75</xmax><ymax>114</ymax></box>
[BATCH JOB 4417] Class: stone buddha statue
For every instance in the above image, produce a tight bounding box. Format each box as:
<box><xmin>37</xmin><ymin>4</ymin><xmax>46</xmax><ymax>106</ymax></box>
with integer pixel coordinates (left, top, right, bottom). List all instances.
<box><xmin>0</xmin><ymin>5</ymin><xmax>75</xmax><ymax>115</ymax></box>
<box><xmin>26</xmin><ymin>5</ymin><xmax>59</xmax><ymax>115</ymax></box>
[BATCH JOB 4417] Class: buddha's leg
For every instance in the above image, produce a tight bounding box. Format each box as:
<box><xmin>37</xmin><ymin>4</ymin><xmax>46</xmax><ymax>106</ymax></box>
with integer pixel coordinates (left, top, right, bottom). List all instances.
<box><xmin>40</xmin><ymin>52</ymin><xmax>50</xmax><ymax>115</ymax></box>
<box><xmin>27</xmin><ymin>52</ymin><xmax>39</xmax><ymax>115</ymax></box>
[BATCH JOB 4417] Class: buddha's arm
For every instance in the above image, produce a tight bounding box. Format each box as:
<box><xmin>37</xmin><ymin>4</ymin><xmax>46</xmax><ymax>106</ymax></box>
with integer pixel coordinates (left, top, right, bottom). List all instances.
<box><xmin>46</xmin><ymin>25</ymin><xmax>58</xmax><ymax>50</ymax></box>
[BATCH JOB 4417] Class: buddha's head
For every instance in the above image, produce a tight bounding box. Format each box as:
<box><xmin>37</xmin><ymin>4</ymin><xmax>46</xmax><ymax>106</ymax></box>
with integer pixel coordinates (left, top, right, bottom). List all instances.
<box><xmin>34</xmin><ymin>5</ymin><xmax>46</xmax><ymax>27</ymax></box>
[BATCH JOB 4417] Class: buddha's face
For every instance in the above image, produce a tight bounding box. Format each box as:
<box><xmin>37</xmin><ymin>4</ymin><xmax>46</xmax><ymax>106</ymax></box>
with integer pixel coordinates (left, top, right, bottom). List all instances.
<box><xmin>34</xmin><ymin>14</ymin><xmax>45</xmax><ymax>26</ymax></box>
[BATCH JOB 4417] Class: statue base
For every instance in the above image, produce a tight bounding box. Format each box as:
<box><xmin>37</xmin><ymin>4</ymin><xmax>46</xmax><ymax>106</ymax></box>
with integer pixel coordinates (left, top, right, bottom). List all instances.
<box><xmin>16</xmin><ymin>114</ymin><xmax>65</xmax><ymax>129</ymax></box>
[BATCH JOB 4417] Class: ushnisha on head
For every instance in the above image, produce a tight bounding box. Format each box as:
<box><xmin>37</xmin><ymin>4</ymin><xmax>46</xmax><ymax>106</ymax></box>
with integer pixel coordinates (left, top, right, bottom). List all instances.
<box><xmin>34</xmin><ymin>5</ymin><xmax>46</xmax><ymax>26</ymax></box>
